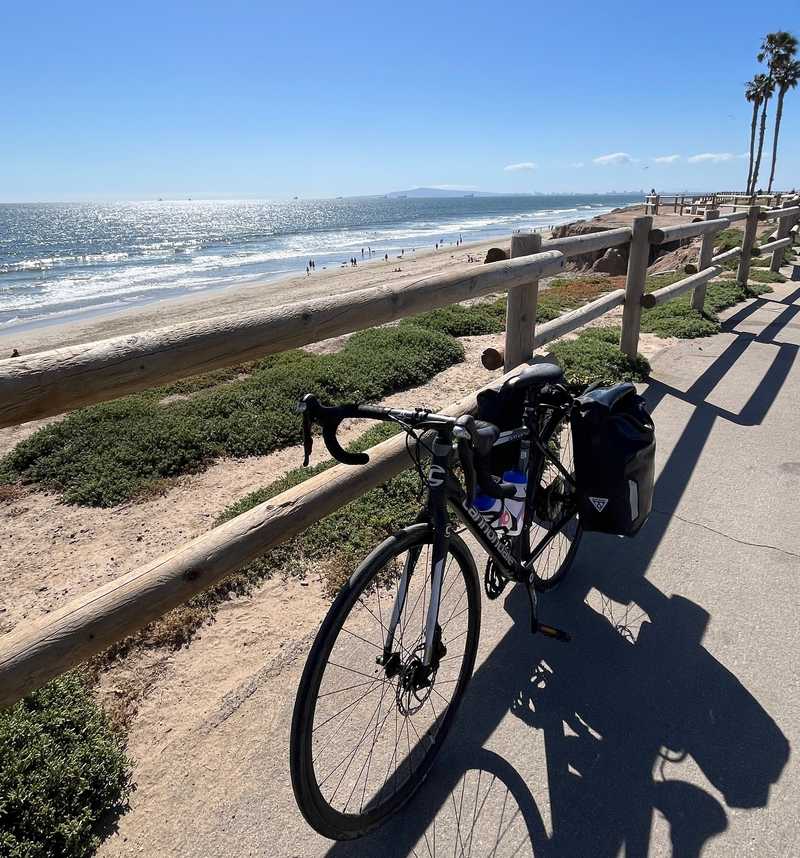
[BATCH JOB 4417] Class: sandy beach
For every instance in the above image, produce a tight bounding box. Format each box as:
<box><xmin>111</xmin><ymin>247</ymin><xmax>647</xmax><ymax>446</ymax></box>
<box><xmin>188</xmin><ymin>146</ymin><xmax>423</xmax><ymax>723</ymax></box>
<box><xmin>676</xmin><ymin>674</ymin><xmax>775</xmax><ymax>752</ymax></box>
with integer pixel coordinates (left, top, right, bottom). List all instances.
<box><xmin>0</xmin><ymin>237</ymin><xmax>505</xmax><ymax>356</ymax></box>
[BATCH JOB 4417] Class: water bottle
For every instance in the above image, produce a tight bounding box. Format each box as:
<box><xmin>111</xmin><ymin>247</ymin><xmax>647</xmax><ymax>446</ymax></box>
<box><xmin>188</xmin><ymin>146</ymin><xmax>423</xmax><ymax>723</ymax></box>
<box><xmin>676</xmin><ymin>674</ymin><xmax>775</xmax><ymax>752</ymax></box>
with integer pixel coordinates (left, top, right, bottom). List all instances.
<box><xmin>474</xmin><ymin>493</ymin><xmax>502</xmax><ymax>530</ymax></box>
<box><xmin>500</xmin><ymin>470</ymin><xmax>527</xmax><ymax>536</ymax></box>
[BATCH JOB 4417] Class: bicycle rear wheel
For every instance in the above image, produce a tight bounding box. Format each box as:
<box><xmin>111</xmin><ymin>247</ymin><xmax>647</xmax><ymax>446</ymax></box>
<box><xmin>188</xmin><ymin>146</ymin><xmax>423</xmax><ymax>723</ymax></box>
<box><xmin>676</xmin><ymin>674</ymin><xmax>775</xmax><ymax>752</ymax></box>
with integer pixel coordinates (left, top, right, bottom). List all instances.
<box><xmin>290</xmin><ymin>524</ymin><xmax>481</xmax><ymax>840</ymax></box>
<box><xmin>525</xmin><ymin>409</ymin><xmax>582</xmax><ymax>590</ymax></box>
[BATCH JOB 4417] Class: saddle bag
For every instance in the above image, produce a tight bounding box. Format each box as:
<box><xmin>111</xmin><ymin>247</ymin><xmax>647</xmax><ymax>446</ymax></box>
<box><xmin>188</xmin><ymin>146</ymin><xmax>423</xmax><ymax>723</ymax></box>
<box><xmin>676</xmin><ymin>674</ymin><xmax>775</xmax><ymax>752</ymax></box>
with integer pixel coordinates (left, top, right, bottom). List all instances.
<box><xmin>570</xmin><ymin>382</ymin><xmax>655</xmax><ymax>535</ymax></box>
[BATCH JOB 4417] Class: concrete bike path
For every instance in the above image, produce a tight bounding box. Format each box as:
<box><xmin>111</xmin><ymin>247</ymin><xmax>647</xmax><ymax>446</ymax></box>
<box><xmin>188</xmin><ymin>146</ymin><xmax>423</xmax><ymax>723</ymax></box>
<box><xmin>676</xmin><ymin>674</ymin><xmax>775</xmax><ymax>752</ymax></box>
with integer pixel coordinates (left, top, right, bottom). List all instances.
<box><xmin>100</xmin><ymin>279</ymin><xmax>799</xmax><ymax>858</ymax></box>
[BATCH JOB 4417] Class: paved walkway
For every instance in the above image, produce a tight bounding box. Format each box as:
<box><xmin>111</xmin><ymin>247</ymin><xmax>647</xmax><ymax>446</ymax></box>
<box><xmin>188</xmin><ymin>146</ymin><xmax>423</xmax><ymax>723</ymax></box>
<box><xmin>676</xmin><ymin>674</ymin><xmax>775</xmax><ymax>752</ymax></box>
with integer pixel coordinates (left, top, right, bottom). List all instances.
<box><xmin>102</xmin><ymin>278</ymin><xmax>799</xmax><ymax>857</ymax></box>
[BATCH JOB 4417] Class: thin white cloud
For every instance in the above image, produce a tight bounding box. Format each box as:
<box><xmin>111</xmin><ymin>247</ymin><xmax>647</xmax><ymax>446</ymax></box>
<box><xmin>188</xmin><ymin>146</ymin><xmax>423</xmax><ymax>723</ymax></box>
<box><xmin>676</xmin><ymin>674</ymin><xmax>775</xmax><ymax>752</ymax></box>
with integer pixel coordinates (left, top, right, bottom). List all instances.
<box><xmin>593</xmin><ymin>152</ymin><xmax>634</xmax><ymax>166</ymax></box>
<box><xmin>571</xmin><ymin>162</ymin><xmax>585</xmax><ymax>168</ymax></box>
<box><xmin>503</xmin><ymin>162</ymin><xmax>538</xmax><ymax>172</ymax></box>
<box><xmin>653</xmin><ymin>154</ymin><xmax>680</xmax><ymax>164</ymax></box>
<box><xmin>687</xmin><ymin>152</ymin><xmax>744</xmax><ymax>163</ymax></box>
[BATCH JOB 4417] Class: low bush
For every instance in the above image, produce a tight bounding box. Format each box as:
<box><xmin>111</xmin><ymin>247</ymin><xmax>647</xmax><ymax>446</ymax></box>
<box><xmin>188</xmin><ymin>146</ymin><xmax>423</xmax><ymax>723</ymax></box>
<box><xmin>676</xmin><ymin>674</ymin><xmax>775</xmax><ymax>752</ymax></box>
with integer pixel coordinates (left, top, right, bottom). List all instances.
<box><xmin>715</xmin><ymin>228</ymin><xmax>744</xmax><ymax>253</ymax></box>
<box><xmin>405</xmin><ymin>301</ymin><xmax>506</xmax><ymax>337</ymax></box>
<box><xmin>549</xmin><ymin>328</ymin><xmax>651</xmax><ymax>385</ymax></box>
<box><xmin>747</xmin><ymin>267</ymin><xmax>786</xmax><ymax>284</ymax></box>
<box><xmin>0</xmin><ymin>325</ymin><xmax>464</xmax><ymax>507</ymax></box>
<box><xmin>0</xmin><ymin>673</ymin><xmax>131</xmax><ymax>858</ymax></box>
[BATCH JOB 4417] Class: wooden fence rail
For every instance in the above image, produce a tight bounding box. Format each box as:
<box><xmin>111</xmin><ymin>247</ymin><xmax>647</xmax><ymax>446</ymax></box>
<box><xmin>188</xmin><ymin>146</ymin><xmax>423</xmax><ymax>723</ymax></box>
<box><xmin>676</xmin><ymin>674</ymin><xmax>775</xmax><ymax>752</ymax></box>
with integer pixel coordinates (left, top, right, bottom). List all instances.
<box><xmin>0</xmin><ymin>192</ymin><xmax>798</xmax><ymax>709</ymax></box>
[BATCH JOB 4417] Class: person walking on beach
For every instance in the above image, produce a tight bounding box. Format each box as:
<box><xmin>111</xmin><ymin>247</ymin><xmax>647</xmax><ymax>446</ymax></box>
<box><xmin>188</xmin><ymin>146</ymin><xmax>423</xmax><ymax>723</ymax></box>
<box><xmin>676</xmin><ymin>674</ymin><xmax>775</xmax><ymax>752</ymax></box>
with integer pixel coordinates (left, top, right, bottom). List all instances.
<box><xmin>306</xmin><ymin>265</ymin><xmax>309</xmax><ymax>276</ymax></box>
<box><xmin>385</xmin><ymin>253</ymin><xmax>388</xmax><ymax>261</ymax></box>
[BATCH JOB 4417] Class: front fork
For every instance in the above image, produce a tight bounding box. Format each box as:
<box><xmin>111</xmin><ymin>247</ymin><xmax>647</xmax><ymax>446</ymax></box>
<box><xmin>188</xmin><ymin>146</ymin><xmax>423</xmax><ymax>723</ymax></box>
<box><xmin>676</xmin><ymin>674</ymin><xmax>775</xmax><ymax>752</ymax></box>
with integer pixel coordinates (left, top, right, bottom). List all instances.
<box><xmin>381</xmin><ymin>436</ymin><xmax>452</xmax><ymax>671</ymax></box>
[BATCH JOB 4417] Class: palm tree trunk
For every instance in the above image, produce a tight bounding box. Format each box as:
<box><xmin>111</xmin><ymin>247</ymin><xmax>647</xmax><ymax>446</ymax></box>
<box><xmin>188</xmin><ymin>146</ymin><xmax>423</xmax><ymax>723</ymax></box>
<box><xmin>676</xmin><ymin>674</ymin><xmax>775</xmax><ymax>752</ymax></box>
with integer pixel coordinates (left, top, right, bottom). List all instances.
<box><xmin>767</xmin><ymin>87</ymin><xmax>786</xmax><ymax>193</ymax></box>
<box><xmin>746</xmin><ymin>100</ymin><xmax>759</xmax><ymax>194</ymax></box>
<box><xmin>751</xmin><ymin>98</ymin><xmax>770</xmax><ymax>194</ymax></box>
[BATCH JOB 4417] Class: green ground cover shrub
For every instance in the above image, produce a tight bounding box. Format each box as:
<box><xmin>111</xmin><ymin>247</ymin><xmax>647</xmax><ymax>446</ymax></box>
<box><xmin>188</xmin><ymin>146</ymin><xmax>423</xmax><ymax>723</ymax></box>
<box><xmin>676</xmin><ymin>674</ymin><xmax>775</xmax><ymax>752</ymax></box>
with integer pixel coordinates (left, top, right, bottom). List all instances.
<box><xmin>0</xmin><ymin>326</ymin><xmax>463</xmax><ymax>507</ymax></box>
<box><xmin>549</xmin><ymin>328</ymin><xmax>650</xmax><ymax>385</ymax></box>
<box><xmin>714</xmin><ymin>228</ymin><xmax>744</xmax><ymax>253</ymax></box>
<box><xmin>747</xmin><ymin>267</ymin><xmax>786</xmax><ymax>284</ymax></box>
<box><xmin>404</xmin><ymin>300</ymin><xmax>507</xmax><ymax>337</ymax></box>
<box><xmin>0</xmin><ymin>673</ymin><xmax>131</xmax><ymax>858</ymax></box>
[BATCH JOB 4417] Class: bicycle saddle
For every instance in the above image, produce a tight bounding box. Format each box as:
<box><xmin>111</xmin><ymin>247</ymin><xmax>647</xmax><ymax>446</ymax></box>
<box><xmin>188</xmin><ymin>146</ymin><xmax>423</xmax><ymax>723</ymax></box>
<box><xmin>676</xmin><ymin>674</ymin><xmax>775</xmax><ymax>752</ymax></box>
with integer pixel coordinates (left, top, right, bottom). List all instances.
<box><xmin>503</xmin><ymin>362</ymin><xmax>563</xmax><ymax>391</ymax></box>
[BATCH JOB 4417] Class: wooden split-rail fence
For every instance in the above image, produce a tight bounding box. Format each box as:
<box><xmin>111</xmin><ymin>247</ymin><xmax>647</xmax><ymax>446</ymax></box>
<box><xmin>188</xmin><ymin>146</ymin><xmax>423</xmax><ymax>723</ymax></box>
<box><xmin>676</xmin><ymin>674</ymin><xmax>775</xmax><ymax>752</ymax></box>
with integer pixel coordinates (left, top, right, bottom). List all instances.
<box><xmin>0</xmin><ymin>198</ymin><xmax>798</xmax><ymax>708</ymax></box>
<box><xmin>644</xmin><ymin>190</ymin><xmax>795</xmax><ymax>216</ymax></box>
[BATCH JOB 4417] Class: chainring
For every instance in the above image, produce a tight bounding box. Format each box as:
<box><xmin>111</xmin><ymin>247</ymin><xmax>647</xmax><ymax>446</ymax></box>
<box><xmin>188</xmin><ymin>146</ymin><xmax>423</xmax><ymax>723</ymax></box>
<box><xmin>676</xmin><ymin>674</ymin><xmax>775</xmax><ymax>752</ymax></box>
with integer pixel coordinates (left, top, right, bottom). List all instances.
<box><xmin>484</xmin><ymin>556</ymin><xmax>510</xmax><ymax>600</ymax></box>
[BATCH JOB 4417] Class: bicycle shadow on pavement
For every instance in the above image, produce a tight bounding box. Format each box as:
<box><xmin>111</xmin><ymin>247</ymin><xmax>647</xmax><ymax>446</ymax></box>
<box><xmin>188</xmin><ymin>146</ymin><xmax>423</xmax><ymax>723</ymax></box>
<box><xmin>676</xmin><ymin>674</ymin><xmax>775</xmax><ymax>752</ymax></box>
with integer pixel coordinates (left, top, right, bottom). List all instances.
<box><xmin>325</xmin><ymin>292</ymin><xmax>795</xmax><ymax>857</ymax></box>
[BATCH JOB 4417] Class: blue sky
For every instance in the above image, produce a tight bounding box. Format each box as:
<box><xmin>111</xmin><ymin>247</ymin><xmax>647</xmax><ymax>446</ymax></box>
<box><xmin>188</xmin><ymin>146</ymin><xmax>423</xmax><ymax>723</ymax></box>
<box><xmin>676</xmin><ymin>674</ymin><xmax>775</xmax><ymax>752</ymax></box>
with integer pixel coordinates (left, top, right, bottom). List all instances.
<box><xmin>3</xmin><ymin>0</ymin><xmax>799</xmax><ymax>201</ymax></box>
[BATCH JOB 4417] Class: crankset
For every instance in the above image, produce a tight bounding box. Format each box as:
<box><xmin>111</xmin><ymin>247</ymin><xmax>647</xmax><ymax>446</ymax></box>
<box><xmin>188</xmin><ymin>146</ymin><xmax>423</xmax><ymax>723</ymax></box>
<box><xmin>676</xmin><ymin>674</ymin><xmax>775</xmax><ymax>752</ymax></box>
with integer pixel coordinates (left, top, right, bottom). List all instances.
<box><xmin>484</xmin><ymin>557</ymin><xmax>510</xmax><ymax>600</ymax></box>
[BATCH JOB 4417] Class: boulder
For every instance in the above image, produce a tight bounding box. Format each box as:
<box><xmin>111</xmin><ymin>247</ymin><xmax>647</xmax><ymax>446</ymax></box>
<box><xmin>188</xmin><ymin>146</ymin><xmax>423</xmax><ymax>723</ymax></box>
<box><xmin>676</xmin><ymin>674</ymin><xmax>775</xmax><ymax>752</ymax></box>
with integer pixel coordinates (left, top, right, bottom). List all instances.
<box><xmin>484</xmin><ymin>247</ymin><xmax>508</xmax><ymax>263</ymax></box>
<box><xmin>591</xmin><ymin>247</ymin><xmax>628</xmax><ymax>276</ymax></box>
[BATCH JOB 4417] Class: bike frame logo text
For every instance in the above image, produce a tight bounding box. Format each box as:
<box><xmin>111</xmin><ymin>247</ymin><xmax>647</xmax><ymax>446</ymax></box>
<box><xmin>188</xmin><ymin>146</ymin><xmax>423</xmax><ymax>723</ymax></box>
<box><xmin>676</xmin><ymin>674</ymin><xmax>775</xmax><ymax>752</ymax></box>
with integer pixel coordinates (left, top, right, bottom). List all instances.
<box><xmin>463</xmin><ymin>501</ymin><xmax>515</xmax><ymax>566</ymax></box>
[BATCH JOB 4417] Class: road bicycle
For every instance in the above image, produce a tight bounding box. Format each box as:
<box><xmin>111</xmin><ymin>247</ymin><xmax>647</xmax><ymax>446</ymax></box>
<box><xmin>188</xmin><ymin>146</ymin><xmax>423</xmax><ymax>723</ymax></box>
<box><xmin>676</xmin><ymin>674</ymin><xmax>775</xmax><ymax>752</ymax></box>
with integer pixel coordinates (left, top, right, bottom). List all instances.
<box><xmin>290</xmin><ymin>362</ymin><xmax>588</xmax><ymax>840</ymax></box>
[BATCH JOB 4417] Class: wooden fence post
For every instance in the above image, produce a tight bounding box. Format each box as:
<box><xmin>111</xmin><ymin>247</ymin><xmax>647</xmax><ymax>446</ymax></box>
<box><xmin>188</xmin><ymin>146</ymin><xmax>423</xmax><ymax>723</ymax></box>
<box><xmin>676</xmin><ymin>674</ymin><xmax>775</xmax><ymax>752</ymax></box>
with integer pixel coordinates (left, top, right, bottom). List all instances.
<box><xmin>679</xmin><ymin>195</ymin><xmax>685</xmax><ymax>215</ymax></box>
<box><xmin>770</xmin><ymin>201</ymin><xmax>794</xmax><ymax>273</ymax></box>
<box><xmin>653</xmin><ymin>194</ymin><xmax>661</xmax><ymax>215</ymax></box>
<box><xmin>620</xmin><ymin>215</ymin><xmax>652</xmax><ymax>358</ymax></box>
<box><xmin>504</xmin><ymin>231</ymin><xmax>541</xmax><ymax>371</ymax></box>
<box><xmin>736</xmin><ymin>205</ymin><xmax>761</xmax><ymax>288</ymax></box>
<box><xmin>691</xmin><ymin>208</ymin><xmax>719</xmax><ymax>311</ymax></box>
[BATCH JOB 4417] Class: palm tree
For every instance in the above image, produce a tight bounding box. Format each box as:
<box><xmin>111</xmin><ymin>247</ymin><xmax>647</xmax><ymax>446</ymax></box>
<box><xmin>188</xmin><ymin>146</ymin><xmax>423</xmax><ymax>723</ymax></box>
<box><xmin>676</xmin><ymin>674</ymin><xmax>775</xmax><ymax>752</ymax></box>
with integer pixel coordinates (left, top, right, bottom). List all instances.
<box><xmin>744</xmin><ymin>75</ymin><xmax>770</xmax><ymax>193</ymax></box>
<box><xmin>758</xmin><ymin>31</ymin><xmax>798</xmax><ymax>192</ymax></box>
<box><xmin>767</xmin><ymin>58</ymin><xmax>800</xmax><ymax>192</ymax></box>
<box><xmin>749</xmin><ymin>74</ymin><xmax>774</xmax><ymax>194</ymax></box>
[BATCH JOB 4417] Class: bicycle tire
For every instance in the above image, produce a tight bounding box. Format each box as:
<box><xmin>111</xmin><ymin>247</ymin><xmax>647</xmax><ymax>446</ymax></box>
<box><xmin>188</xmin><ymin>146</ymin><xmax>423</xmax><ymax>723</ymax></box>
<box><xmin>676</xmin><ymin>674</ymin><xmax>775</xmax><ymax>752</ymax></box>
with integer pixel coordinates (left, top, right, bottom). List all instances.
<box><xmin>290</xmin><ymin>523</ymin><xmax>481</xmax><ymax>840</ymax></box>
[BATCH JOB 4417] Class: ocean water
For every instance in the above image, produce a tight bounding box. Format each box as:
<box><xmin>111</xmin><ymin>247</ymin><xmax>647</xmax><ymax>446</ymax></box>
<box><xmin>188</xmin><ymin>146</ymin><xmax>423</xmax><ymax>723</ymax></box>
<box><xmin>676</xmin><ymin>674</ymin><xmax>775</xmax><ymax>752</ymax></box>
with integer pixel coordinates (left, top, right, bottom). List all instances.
<box><xmin>0</xmin><ymin>194</ymin><xmax>639</xmax><ymax>330</ymax></box>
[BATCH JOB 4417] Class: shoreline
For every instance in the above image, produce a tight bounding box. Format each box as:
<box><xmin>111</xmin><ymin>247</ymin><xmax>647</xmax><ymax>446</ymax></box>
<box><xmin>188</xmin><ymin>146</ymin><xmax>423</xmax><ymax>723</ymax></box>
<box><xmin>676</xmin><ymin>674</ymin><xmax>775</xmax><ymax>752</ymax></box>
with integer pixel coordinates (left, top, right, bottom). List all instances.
<box><xmin>0</xmin><ymin>204</ymin><xmax>646</xmax><ymax>356</ymax></box>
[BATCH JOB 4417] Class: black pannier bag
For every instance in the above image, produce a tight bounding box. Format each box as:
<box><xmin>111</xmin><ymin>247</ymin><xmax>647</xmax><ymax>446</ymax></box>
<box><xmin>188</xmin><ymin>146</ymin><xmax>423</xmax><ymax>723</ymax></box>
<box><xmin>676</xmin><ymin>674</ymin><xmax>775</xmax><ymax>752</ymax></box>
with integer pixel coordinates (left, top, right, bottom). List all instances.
<box><xmin>476</xmin><ymin>383</ymin><xmax>527</xmax><ymax>476</ymax></box>
<box><xmin>570</xmin><ymin>382</ymin><xmax>655</xmax><ymax>535</ymax></box>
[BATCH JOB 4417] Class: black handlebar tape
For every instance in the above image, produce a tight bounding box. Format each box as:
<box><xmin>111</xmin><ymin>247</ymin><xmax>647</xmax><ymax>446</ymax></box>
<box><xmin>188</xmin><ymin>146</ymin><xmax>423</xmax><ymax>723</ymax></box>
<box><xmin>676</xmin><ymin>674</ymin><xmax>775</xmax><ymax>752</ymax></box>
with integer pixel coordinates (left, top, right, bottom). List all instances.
<box><xmin>301</xmin><ymin>412</ymin><xmax>314</xmax><ymax>467</ymax></box>
<box><xmin>322</xmin><ymin>419</ymin><xmax>369</xmax><ymax>465</ymax></box>
<box><xmin>457</xmin><ymin>439</ymin><xmax>477</xmax><ymax>504</ymax></box>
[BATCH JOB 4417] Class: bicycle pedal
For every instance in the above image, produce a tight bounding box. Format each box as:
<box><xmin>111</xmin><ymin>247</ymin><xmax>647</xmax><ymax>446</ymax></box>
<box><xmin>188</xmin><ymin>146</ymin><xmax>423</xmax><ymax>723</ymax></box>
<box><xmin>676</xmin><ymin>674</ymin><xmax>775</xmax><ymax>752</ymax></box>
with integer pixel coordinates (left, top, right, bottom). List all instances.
<box><xmin>537</xmin><ymin>623</ymin><xmax>572</xmax><ymax>643</ymax></box>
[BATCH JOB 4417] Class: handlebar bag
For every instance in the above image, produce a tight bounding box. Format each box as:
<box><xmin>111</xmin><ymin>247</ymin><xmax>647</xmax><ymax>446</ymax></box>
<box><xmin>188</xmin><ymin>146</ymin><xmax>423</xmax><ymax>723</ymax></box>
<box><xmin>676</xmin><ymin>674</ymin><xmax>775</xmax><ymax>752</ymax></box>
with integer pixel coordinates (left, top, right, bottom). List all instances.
<box><xmin>570</xmin><ymin>382</ymin><xmax>655</xmax><ymax>535</ymax></box>
<box><xmin>476</xmin><ymin>384</ymin><xmax>527</xmax><ymax>476</ymax></box>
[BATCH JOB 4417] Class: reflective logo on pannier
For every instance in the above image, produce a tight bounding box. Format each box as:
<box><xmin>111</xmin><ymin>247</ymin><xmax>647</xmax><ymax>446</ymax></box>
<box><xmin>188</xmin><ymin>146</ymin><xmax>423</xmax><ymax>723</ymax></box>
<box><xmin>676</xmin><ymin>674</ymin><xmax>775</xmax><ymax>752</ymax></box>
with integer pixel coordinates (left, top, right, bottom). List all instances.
<box><xmin>589</xmin><ymin>497</ymin><xmax>609</xmax><ymax>512</ymax></box>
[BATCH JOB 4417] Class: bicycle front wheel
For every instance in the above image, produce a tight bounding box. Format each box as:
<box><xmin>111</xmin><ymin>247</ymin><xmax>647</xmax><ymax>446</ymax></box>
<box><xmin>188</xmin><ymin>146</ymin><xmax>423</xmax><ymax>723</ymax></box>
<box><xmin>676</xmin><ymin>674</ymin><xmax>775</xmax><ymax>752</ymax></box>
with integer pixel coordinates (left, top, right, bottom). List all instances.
<box><xmin>290</xmin><ymin>523</ymin><xmax>481</xmax><ymax>840</ymax></box>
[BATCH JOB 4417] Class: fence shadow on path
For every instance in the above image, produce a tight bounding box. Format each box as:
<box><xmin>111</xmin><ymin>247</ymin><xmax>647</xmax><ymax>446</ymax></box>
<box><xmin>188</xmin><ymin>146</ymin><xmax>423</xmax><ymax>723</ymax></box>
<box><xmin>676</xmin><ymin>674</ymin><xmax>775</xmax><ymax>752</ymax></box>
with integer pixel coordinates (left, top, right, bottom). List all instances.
<box><xmin>325</xmin><ymin>292</ymin><xmax>795</xmax><ymax>857</ymax></box>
